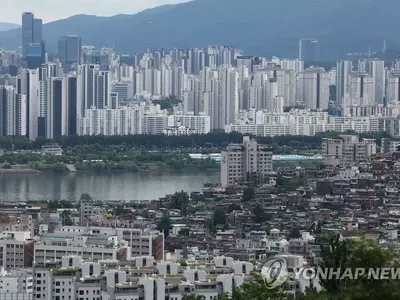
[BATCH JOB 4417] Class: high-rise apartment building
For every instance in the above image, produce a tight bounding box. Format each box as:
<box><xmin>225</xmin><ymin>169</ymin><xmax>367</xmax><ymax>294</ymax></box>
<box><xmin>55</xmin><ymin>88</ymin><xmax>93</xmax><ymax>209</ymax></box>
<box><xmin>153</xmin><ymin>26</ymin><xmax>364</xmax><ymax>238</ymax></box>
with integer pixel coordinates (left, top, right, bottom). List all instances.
<box><xmin>82</xmin><ymin>64</ymin><xmax>100</xmax><ymax>110</ymax></box>
<box><xmin>336</xmin><ymin>60</ymin><xmax>353</xmax><ymax>104</ymax></box>
<box><xmin>297</xmin><ymin>68</ymin><xmax>330</xmax><ymax>110</ymax></box>
<box><xmin>221</xmin><ymin>136</ymin><xmax>273</xmax><ymax>187</ymax></box>
<box><xmin>65</xmin><ymin>74</ymin><xmax>82</xmax><ymax>135</ymax></box>
<box><xmin>96</xmin><ymin>71</ymin><xmax>110</xmax><ymax>109</ymax></box>
<box><xmin>218</xmin><ymin>66</ymin><xmax>239</xmax><ymax>129</ymax></box>
<box><xmin>46</xmin><ymin>77</ymin><xmax>66</xmax><ymax>139</ymax></box>
<box><xmin>371</xmin><ymin>60</ymin><xmax>385</xmax><ymax>104</ymax></box>
<box><xmin>386</xmin><ymin>70</ymin><xmax>400</xmax><ymax>103</ymax></box>
<box><xmin>347</xmin><ymin>72</ymin><xmax>374</xmax><ymax>105</ymax></box>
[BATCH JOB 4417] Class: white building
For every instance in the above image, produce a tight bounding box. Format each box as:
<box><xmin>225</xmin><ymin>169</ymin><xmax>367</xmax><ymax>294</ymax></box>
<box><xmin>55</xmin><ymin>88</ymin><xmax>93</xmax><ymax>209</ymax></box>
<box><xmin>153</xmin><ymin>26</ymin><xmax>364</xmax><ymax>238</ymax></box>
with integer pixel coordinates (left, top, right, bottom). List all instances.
<box><xmin>167</xmin><ymin>114</ymin><xmax>210</xmax><ymax>134</ymax></box>
<box><xmin>221</xmin><ymin>136</ymin><xmax>273</xmax><ymax>187</ymax></box>
<box><xmin>386</xmin><ymin>70</ymin><xmax>400</xmax><ymax>104</ymax></box>
<box><xmin>0</xmin><ymin>269</ymin><xmax>33</xmax><ymax>300</ymax></box>
<box><xmin>297</xmin><ymin>68</ymin><xmax>329</xmax><ymax>110</ymax></box>
<box><xmin>96</xmin><ymin>71</ymin><xmax>111</xmax><ymax>109</ymax></box>
<box><xmin>347</xmin><ymin>72</ymin><xmax>374</xmax><ymax>105</ymax></box>
<box><xmin>336</xmin><ymin>60</ymin><xmax>353</xmax><ymax>104</ymax></box>
<box><xmin>81</xmin><ymin>64</ymin><xmax>100</xmax><ymax>110</ymax></box>
<box><xmin>79</xmin><ymin>105</ymin><xmax>144</xmax><ymax>136</ymax></box>
<box><xmin>371</xmin><ymin>60</ymin><xmax>385</xmax><ymax>104</ymax></box>
<box><xmin>218</xmin><ymin>66</ymin><xmax>239</xmax><ymax>129</ymax></box>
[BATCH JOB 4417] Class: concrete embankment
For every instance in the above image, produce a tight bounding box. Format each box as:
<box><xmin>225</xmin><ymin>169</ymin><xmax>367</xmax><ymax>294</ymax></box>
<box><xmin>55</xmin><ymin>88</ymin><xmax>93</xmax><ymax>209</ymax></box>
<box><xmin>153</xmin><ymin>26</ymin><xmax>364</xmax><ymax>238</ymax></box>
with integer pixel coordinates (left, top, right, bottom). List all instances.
<box><xmin>66</xmin><ymin>164</ymin><xmax>77</xmax><ymax>172</ymax></box>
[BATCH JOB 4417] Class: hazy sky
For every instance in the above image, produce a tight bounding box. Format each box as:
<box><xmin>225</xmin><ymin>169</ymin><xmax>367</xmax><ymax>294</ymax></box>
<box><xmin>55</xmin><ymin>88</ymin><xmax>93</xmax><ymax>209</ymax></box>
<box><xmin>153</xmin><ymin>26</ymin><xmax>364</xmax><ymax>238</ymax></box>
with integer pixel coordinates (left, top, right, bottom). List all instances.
<box><xmin>0</xmin><ymin>0</ymin><xmax>188</xmax><ymax>24</ymax></box>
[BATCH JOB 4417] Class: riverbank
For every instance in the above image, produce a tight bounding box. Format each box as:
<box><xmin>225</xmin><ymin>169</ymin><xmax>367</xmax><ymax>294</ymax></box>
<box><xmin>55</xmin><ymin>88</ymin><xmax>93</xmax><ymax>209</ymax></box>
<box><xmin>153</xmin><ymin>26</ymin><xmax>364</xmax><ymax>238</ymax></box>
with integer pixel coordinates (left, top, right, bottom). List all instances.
<box><xmin>0</xmin><ymin>168</ymin><xmax>40</xmax><ymax>174</ymax></box>
<box><xmin>0</xmin><ymin>161</ymin><xmax>220</xmax><ymax>174</ymax></box>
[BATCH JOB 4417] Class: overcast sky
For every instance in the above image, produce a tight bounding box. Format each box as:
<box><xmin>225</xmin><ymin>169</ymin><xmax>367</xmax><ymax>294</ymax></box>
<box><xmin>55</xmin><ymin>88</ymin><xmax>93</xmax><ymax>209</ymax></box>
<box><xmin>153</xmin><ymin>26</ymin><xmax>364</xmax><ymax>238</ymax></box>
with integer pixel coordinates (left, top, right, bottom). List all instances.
<box><xmin>0</xmin><ymin>0</ymin><xmax>188</xmax><ymax>24</ymax></box>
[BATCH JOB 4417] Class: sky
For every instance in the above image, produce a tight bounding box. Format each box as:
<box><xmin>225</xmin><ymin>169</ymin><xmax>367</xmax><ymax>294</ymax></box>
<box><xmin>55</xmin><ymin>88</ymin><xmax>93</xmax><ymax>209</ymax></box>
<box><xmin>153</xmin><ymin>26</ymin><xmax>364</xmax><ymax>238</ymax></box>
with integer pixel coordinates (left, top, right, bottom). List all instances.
<box><xmin>0</xmin><ymin>0</ymin><xmax>189</xmax><ymax>24</ymax></box>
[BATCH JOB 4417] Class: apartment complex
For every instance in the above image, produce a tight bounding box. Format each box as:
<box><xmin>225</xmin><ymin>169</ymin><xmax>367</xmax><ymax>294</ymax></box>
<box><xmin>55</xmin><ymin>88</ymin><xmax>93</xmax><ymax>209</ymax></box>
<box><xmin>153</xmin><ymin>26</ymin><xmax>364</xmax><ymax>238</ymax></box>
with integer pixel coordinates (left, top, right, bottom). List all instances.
<box><xmin>226</xmin><ymin>107</ymin><xmax>400</xmax><ymax>137</ymax></box>
<box><xmin>322</xmin><ymin>135</ymin><xmax>377</xmax><ymax>166</ymax></box>
<box><xmin>32</xmin><ymin>254</ymin><xmax>258</xmax><ymax>300</ymax></box>
<box><xmin>221</xmin><ymin>136</ymin><xmax>273</xmax><ymax>187</ymax></box>
<box><xmin>79</xmin><ymin>105</ymin><xmax>210</xmax><ymax>136</ymax></box>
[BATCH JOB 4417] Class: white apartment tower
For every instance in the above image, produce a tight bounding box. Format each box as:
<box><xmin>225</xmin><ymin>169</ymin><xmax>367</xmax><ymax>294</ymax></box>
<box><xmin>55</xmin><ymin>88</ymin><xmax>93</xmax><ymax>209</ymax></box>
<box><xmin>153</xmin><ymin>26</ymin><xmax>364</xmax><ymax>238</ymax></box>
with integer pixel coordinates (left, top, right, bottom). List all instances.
<box><xmin>96</xmin><ymin>71</ymin><xmax>110</xmax><ymax>109</ymax></box>
<box><xmin>387</xmin><ymin>70</ymin><xmax>400</xmax><ymax>103</ymax></box>
<box><xmin>221</xmin><ymin>136</ymin><xmax>273</xmax><ymax>187</ymax></box>
<box><xmin>218</xmin><ymin>66</ymin><xmax>239</xmax><ymax>128</ymax></box>
<box><xmin>371</xmin><ymin>60</ymin><xmax>385</xmax><ymax>104</ymax></box>
<box><xmin>336</xmin><ymin>60</ymin><xmax>353</xmax><ymax>104</ymax></box>
<box><xmin>82</xmin><ymin>64</ymin><xmax>100</xmax><ymax>110</ymax></box>
<box><xmin>347</xmin><ymin>72</ymin><xmax>374</xmax><ymax>105</ymax></box>
<box><xmin>298</xmin><ymin>68</ymin><xmax>330</xmax><ymax>110</ymax></box>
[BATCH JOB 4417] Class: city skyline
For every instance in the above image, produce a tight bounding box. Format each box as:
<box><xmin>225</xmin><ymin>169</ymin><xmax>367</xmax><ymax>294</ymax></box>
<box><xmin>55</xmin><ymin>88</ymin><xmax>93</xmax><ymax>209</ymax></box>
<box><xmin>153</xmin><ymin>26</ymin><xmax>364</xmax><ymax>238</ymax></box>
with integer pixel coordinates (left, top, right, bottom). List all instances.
<box><xmin>0</xmin><ymin>0</ymin><xmax>189</xmax><ymax>23</ymax></box>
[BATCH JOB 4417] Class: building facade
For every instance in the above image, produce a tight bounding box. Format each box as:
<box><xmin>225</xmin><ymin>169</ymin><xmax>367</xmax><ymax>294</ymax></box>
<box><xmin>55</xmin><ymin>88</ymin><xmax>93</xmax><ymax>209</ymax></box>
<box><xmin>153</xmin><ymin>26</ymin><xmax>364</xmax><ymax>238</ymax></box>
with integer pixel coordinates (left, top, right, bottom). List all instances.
<box><xmin>221</xmin><ymin>136</ymin><xmax>273</xmax><ymax>187</ymax></box>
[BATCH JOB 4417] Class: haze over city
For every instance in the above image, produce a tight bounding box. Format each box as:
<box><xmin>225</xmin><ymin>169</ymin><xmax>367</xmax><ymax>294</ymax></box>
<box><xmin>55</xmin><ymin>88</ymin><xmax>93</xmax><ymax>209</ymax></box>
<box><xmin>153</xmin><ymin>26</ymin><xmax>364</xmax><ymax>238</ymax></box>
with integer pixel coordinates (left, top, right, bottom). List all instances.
<box><xmin>0</xmin><ymin>0</ymin><xmax>188</xmax><ymax>23</ymax></box>
<box><xmin>0</xmin><ymin>1</ymin><xmax>399</xmax><ymax>300</ymax></box>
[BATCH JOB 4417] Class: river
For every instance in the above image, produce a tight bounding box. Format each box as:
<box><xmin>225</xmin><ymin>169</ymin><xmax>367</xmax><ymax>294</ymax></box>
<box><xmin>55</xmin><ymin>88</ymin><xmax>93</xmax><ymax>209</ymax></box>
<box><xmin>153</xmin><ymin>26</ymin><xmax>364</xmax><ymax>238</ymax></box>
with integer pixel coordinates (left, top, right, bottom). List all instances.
<box><xmin>0</xmin><ymin>170</ymin><xmax>220</xmax><ymax>202</ymax></box>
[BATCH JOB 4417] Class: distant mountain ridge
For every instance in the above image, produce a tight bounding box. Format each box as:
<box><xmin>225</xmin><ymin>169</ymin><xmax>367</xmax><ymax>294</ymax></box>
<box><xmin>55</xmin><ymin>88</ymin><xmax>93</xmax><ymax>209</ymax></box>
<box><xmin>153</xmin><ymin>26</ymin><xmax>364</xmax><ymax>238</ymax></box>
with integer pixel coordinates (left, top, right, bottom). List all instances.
<box><xmin>0</xmin><ymin>0</ymin><xmax>398</xmax><ymax>59</ymax></box>
<box><xmin>0</xmin><ymin>22</ymin><xmax>20</xmax><ymax>31</ymax></box>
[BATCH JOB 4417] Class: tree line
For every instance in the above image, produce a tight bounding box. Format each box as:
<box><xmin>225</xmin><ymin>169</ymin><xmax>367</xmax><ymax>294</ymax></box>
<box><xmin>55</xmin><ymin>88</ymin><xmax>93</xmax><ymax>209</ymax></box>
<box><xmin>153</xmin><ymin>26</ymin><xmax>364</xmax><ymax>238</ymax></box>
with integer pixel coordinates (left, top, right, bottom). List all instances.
<box><xmin>0</xmin><ymin>131</ymin><xmax>390</xmax><ymax>152</ymax></box>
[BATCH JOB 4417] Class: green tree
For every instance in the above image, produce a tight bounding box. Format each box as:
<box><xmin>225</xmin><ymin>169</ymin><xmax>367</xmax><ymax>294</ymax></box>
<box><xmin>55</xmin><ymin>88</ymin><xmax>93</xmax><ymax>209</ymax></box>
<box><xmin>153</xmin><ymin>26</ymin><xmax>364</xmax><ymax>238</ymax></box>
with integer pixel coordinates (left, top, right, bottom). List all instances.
<box><xmin>233</xmin><ymin>273</ymin><xmax>290</xmax><ymax>300</ymax></box>
<box><xmin>60</xmin><ymin>210</ymin><xmax>73</xmax><ymax>226</ymax></box>
<box><xmin>169</xmin><ymin>191</ymin><xmax>190</xmax><ymax>215</ymax></box>
<box><xmin>242</xmin><ymin>187</ymin><xmax>255</xmax><ymax>202</ymax></box>
<box><xmin>207</xmin><ymin>208</ymin><xmax>227</xmax><ymax>234</ymax></box>
<box><xmin>2</xmin><ymin>163</ymin><xmax>11</xmax><ymax>169</ymax></box>
<box><xmin>114</xmin><ymin>205</ymin><xmax>130</xmax><ymax>216</ymax></box>
<box><xmin>80</xmin><ymin>193</ymin><xmax>92</xmax><ymax>202</ymax></box>
<box><xmin>49</xmin><ymin>200</ymin><xmax>73</xmax><ymax>210</ymax></box>
<box><xmin>318</xmin><ymin>234</ymin><xmax>351</xmax><ymax>296</ymax></box>
<box><xmin>289</xmin><ymin>227</ymin><xmax>302</xmax><ymax>239</ymax></box>
<box><xmin>252</xmin><ymin>204</ymin><xmax>267</xmax><ymax>223</ymax></box>
<box><xmin>343</xmin><ymin>239</ymin><xmax>400</xmax><ymax>300</ymax></box>
<box><xmin>178</xmin><ymin>228</ymin><xmax>190</xmax><ymax>237</ymax></box>
<box><xmin>157</xmin><ymin>215</ymin><xmax>172</xmax><ymax>238</ymax></box>
<box><xmin>213</xmin><ymin>208</ymin><xmax>227</xmax><ymax>227</ymax></box>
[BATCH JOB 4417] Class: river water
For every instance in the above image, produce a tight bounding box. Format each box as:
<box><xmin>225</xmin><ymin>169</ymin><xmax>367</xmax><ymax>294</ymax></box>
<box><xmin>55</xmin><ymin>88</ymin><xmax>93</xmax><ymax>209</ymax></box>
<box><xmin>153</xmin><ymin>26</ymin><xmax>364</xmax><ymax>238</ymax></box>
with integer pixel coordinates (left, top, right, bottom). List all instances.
<box><xmin>0</xmin><ymin>170</ymin><xmax>220</xmax><ymax>202</ymax></box>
